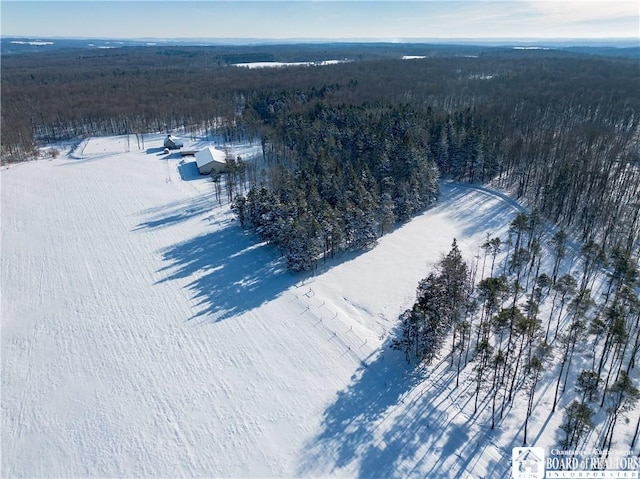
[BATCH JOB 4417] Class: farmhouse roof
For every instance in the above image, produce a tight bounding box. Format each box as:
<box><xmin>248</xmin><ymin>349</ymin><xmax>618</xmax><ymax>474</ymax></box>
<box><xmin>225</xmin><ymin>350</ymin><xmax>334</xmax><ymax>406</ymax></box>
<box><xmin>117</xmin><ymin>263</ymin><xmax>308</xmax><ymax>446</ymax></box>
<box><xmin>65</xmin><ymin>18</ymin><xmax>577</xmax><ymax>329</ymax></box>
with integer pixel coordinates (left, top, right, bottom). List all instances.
<box><xmin>195</xmin><ymin>146</ymin><xmax>227</xmax><ymax>170</ymax></box>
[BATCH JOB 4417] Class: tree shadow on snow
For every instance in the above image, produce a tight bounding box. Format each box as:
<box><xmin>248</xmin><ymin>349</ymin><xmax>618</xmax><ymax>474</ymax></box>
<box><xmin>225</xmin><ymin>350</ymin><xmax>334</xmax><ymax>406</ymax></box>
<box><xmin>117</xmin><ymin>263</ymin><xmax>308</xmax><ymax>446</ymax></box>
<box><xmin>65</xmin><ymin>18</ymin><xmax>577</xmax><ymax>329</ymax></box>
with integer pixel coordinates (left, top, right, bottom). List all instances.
<box><xmin>146</xmin><ymin>146</ymin><xmax>166</xmax><ymax>154</ymax></box>
<box><xmin>133</xmin><ymin>194</ymin><xmax>219</xmax><ymax>231</ymax></box>
<box><xmin>155</xmin><ymin>223</ymin><xmax>297</xmax><ymax>322</ymax></box>
<box><xmin>438</xmin><ymin>183</ymin><xmax>527</xmax><ymax>240</ymax></box>
<box><xmin>298</xmin><ymin>343</ymin><xmax>488</xmax><ymax>479</ymax></box>
<box><xmin>136</xmin><ymin>194</ymin><xmax>369</xmax><ymax>324</ymax></box>
<box><xmin>299</xmin><ymin>342</ymin><xmax>512</xmax><ymax>478</ymax></box>
<box><xmin>297</xmin><ymin>345</ymin><xmax>418</xmax><ymax>478</ymax></box>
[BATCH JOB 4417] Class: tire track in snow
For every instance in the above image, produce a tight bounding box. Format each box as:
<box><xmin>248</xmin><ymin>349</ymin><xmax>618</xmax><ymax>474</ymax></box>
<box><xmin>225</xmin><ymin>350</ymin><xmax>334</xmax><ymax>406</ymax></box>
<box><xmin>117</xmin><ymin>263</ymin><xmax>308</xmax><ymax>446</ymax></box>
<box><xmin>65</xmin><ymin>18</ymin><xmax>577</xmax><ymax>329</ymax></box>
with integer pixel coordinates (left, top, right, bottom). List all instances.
<box><xmin>1</xmin><ymin>149</ymin><xmax>218</xmax><ymax>476</ymax></box>
<box><xmin>18</xmin><ymin>260</ymin><xmax>44</xmax><ymax>425</ymax></box>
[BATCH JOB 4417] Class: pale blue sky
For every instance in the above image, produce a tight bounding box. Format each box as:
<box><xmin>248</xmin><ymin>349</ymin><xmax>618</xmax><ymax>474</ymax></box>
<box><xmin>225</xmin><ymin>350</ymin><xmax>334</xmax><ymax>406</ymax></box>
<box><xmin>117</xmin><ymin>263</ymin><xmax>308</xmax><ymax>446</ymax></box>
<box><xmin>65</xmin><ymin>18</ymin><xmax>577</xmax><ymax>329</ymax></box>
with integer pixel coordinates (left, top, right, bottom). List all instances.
<box><xmin>1</xmin><ymin>1</ymin><xmax>638</xmax><ymax>40</ymax></box>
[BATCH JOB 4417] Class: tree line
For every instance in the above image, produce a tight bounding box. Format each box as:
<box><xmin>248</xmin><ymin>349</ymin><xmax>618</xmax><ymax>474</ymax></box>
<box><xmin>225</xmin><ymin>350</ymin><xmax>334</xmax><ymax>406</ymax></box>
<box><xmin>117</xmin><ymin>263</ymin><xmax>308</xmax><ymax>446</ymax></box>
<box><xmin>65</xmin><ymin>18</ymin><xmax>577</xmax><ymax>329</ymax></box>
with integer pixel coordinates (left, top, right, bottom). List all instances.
<box><xmin>393</xmin><ymin>211</ymin><xmax>640</xmax><ymax>452</ymax></box>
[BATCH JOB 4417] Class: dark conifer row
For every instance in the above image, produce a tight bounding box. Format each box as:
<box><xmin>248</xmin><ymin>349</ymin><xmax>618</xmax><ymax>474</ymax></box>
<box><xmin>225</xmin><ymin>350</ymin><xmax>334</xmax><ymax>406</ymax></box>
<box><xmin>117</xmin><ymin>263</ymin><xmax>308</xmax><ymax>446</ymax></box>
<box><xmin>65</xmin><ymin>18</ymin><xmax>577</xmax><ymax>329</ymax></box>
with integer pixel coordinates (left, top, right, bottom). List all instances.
<box><xmin>232</xmin><ymin>103</ymin><xmax>439</xmax><ymax>271</ymax></box>
<box><xmin>392</xmin><ymin>239</ymin><xmax>471</xmax><ymax>367</ymax></box>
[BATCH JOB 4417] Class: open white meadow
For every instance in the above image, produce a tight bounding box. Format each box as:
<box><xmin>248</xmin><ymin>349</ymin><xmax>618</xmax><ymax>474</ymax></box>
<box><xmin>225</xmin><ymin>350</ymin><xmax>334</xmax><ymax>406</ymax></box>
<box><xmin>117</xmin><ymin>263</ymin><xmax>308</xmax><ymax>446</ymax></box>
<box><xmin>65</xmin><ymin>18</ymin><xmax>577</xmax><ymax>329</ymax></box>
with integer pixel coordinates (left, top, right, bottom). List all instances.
<box><xmin>1</xmin><ymin>134</ymin><xmax>634</xmax><ymax>477</ymax></box>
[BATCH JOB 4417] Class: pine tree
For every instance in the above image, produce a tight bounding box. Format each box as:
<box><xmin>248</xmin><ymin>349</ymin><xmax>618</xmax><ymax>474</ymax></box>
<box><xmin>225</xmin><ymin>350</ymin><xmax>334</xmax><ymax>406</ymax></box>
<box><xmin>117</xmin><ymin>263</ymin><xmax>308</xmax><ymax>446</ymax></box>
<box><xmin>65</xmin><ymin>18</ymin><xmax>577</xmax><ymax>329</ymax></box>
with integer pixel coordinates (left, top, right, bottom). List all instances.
<box><xmin>231</xmin><ymin>195</ymin><xmax>247</xmax><ymax>228</ymax></box>
<box><xmin>523</xmin><ymin>355</ymin><xmax>544</xmax><ymax>445</ymax></box>
<box><xmin>604</xmin><ymin>245</ymin><xmax>639</xmax><ymax>305</ymax></box>
<box><xmin>438</xmin><ymin>239</ymin><xmax>470</xmax><ymax>326</ymax></box>
<box><xmin>377</xmin><ymin>191</ymin><xmax>396</xmax><ymax>235</ymax></box>
<box><xmin>488</xmin><ymin>237</ymin><xmax>502</xmax><ymax>277</ymax></box>
<box><xmin>393</xmin><ymin>239</ymin><xmax>471</xmax><ymax>366</ymax></box>
<box><xmin>547</xmin><ymin>274</ymin><xmax>577</xmax><ymax>342</ymax></box>
<box><xmin>473</xmin><ymin>338</ymin><xmax>494</xmax><ymax>415</ymax></box>
<box><xmin>601</xmin><ymin>371</ymin><xmax>640</xmax><ymax>452</ymax></box>
<box><xmin>553</xmin><ymin>319</ymin><xmax>587</xmax><ymax>412</ymax></box>
<box><xmin>549</xmin><ymin>229</ymin><xmax>568</xmax><ymax>284</ymax></box>
<box><xmin>508</xmin><ymin>213</ymin><xmax>528</xmax><ymax>270</ymax></box>
<box><xmin>580</xmin><ymin>239</ymin><xmax>606</xmax><ymax>291</ymax></box>
<box><xmin>477</xmin><ymin>275</ymin><xmax>508</xmax><ymax>344</ymax></box>
<box><xmin>576</xmin><ymin>370</ymin><xmax>600</xmax><ymax>403</ymax></box>
<box><xmin>597</xmin><ymin>305</ymin><xmax>630</xmax><ymax>405</ymax></box>
<box><xmin>559</xmin><ymin>400</ymin><xmax>594</xmax><ymax>450</ymax></box>
<box><xmin>415</xmin><ymin>273</ymin><xmax>448</xmax><ymax>364</ymax></box>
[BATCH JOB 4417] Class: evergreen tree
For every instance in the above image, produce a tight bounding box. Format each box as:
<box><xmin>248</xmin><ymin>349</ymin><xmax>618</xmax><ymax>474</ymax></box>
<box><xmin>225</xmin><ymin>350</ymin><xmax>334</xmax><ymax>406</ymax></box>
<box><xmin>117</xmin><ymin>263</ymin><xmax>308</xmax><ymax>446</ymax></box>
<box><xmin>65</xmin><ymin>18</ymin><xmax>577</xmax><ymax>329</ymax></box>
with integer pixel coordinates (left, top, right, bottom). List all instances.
<box><xmin>523</xmin><ymin>354</ymin><xmax>544</xmax><ymax>445</ymax></box>
<box><xmin>601</xmin><ymin>371</ymin><xmax>640</xmax><ymax>452</ymax></box>
<box><xmin>549</xmin><ymin>229</ymin><xmax>568</xmax><ymax>284</ymax></box>
<box><xmin>576</xmin><ymin>370</ymin><xmax>600</xmax><ymax>403</ymax></box>
<box><xmin>559</xmin><ymin>400</ymin><xmax>594</xmax><ymax>450</ymax></box>
<box><xmin>393</xmin><ymin>239</ymin><xmax>471</xmax><ymax>366</ymax></box>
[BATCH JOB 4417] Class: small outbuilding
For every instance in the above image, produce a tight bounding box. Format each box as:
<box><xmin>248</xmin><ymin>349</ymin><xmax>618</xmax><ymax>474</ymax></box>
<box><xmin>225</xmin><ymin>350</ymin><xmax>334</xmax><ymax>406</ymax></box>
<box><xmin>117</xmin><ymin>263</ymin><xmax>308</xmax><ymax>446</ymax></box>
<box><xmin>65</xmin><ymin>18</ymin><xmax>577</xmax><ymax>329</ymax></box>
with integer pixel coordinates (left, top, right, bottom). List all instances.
<box><xmin>163</xmin><ymin>135</ymin><xmax>184</xmax><ymax>150</ymax></box>
<box><xmin>195</xmin><ymin>146</ymin><xmax>227</xmax><ymax>175</ymax></box>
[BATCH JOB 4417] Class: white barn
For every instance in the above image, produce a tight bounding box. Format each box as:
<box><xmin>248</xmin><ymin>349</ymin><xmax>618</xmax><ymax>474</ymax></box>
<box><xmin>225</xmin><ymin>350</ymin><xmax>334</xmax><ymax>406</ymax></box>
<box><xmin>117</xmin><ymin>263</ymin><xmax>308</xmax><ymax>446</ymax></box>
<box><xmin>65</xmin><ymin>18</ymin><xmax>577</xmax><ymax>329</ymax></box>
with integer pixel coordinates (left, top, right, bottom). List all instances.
<box><xmin>195</xmin><ymin>146</ymin><xmax>227</xmax><ymax>175</ymax></box>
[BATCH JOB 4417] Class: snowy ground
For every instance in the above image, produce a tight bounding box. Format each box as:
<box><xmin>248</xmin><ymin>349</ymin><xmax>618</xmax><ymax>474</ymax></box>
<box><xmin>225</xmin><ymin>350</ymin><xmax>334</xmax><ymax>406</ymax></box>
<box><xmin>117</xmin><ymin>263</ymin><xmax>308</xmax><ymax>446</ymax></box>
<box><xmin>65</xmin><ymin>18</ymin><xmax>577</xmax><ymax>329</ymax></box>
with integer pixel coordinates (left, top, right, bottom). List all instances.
<box><xmin>2</xmin><ymin>135</ymin><xmax>629</xmax><ymax>477</ymax></box>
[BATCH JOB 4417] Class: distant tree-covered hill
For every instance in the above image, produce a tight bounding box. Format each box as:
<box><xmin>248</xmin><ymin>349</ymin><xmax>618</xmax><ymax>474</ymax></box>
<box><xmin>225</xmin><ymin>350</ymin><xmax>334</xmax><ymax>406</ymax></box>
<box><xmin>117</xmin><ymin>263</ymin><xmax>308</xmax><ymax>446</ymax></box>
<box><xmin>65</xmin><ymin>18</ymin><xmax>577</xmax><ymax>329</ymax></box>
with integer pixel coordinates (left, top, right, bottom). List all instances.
<box><xmin>2</xmin><ymin>44</ymin><xmax>638</xmax><ymax>262</ymax></box>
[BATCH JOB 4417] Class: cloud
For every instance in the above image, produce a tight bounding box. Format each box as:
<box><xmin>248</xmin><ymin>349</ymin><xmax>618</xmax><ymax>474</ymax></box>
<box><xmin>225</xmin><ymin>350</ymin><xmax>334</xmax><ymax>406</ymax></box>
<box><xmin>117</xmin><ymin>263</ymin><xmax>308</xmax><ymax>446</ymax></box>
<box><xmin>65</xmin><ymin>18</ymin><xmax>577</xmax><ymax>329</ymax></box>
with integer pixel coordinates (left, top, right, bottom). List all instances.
<box><xmin>520</xmin><ymin>0</ymin><xmax>639</xmax><ymax>37</ymax></box>
<box><xmin>525</xmin><ymin>0</ymin><xmax>638</xmax><ymax>24</ymax></box>
<box><xmin>2</xmin><ymin>0</ymin><xmax>637</xmax><ymax>40</ymax></box>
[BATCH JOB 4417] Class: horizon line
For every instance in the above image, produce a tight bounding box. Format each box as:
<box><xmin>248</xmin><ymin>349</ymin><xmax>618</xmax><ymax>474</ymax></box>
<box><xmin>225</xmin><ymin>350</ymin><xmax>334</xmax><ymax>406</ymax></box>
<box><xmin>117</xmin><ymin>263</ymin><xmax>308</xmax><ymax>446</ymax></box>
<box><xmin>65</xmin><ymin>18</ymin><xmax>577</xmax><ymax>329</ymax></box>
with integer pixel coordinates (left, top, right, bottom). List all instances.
<box><xmin>3</xmin><ymin>35</ymin><xmax>638</xmax><ymax>44</ymax></box>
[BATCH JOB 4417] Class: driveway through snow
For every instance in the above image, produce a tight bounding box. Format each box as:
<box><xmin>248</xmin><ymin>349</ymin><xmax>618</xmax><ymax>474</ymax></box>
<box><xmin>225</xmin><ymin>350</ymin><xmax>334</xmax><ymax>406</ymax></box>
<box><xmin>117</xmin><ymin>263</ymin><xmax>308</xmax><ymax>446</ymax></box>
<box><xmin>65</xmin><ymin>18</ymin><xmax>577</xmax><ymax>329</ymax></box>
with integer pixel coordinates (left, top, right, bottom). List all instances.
<box><xmin>2</xmin><ymin>137</ymin><xmax>525</xmax><ymax>477</ymax></box>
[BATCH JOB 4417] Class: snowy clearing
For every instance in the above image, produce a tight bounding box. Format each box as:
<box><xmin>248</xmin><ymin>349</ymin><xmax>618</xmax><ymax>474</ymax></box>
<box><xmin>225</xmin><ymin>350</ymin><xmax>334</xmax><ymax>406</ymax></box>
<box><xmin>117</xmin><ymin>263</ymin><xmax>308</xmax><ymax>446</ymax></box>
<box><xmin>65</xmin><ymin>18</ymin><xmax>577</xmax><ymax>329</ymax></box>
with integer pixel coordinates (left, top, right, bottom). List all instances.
<box><xmin>1</xmin><ymin>134</ymin><xmax>624</xmax><ymax>477</ymax></box>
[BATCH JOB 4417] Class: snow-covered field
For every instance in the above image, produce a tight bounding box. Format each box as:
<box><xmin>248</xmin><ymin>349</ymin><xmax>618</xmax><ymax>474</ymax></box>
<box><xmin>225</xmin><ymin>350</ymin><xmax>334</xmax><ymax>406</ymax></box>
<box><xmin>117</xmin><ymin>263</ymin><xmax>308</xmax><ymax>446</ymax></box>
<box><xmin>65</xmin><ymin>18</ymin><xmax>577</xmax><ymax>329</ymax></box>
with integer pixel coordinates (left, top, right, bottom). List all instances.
<box><xmin>1</xmin><ymin>134</ymin><xmax>622</xmax><ymax>477</ymax></box>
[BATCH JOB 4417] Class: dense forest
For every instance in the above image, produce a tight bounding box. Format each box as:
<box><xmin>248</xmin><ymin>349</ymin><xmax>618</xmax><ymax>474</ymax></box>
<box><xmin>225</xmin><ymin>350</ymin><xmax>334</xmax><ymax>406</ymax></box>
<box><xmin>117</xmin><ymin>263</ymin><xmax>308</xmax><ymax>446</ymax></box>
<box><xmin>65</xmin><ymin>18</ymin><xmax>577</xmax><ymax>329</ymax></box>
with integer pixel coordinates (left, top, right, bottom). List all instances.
<box><xmin>2</xmin><ymin>44</ymin><xmax>639</xmax><ymax>266</ymax></box>
<box><xmin>231</xmin><ymin>101</ymin><xmax>440</xmax><ymax>270</ymax></box>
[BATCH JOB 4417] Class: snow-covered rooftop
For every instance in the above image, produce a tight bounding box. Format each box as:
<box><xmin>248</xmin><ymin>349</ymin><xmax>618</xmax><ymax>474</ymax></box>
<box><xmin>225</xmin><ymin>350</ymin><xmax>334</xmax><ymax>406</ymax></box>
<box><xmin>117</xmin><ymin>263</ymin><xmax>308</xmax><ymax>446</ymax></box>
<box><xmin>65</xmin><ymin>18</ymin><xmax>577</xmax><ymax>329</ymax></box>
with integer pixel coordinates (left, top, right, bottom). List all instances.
<box><xmin>195</xmin><ymin>146</ymin><xmax>226</xmax><ymax>169</ymax></box>
<box><xmin>164</xmin><ymin>135</ymin><xmax>184</xmax><ymax>148</ymax></box>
